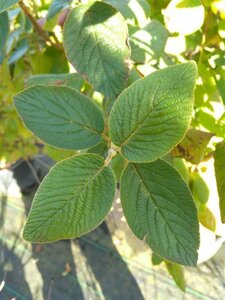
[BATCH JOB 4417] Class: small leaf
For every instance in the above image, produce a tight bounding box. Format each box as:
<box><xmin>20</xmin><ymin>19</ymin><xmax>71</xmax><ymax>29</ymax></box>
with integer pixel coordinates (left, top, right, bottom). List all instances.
<box><xmin>63</xmin><ymin>1</ymin><xmax>130</xmax><ymax>98</ymax></box>
<box><xmin>121</xmin><ymin>159</ymin><xmax>199</xmax><ymax>266</ymax></box>
<box><xmin>165</xmin><ymin>261</ymin><xmax>186</xmax><ymax>292</ymax></box>
<box><xmin>0</xmin><ymin>0</ymin><xmax>18</xmax><ymax>13</ymax></box>
<box><xmin>191</xmin><ymin>172</ymin><xmax>209</xmax><ymax>205</ymax></box>
<box><xmin>23</xmin><ymin>154</ymin><xmax>116</xmax><ymax>242</ymax></box>
<box><xmin>214</xmin><ymin>141</ymin><xmax>225</xmax><ymax>223</ymax></box>
<box><xmin>14</xmin><ymin>85</ymin><xmax>104</xmax><ymax>150</ymax></box>
<box><xmin>47</xmin><ymin>0</ymin><xmax>72</xmax><ymax>20</ymax></box>
<box><xmin>109</xmin><ymin>62</ymin><xmax>197</xmax><ymax>162</ymax></box>
<box><xmin>26</xmin><ymin>73</ymin><xmax>84</xmax><ymax>91</ymax></box>
<box><xmin>197</xmin><ymin>204</ymin><xmax>216</xmax><ymax>232</ymax></box>
<box><xmin>152</xmin><ymin>252</ymin><xmax>163</xmax><ymax>265</ymax></box>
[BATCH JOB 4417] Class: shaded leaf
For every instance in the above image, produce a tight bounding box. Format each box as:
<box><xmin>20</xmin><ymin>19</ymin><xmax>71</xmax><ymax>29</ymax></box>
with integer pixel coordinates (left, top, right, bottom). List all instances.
<box><xmin>214</xmin><ymin>141</ymin><xmax>225</xmax><ymax>223</ymax></box>
<box><xmin>63</xmin><ymin>1</ymin><xmax>130</xmax><ymax>98</ymax></box>
<box><xmin>14</xmin><ymin>85</ymin><xmax>104</xmax><ymax>150</ymax></box>
<box><xmin>121</xmin><ymin>159</ymin><xmax>199</xmax><ymax>266</ymax></box>
<box><xmin>23</xmin><ymin>154</ymin><xmax>116</xmax><ymax>242</ymax></box>
<box><xmin>152</xmin><ymin>252</ymin><xmax>163</xmax><ymax>265</ymax></box>
<box><xmin>0</xmin><ymin>11</ymin><xmax>9</xmax><ymax>62</ymax></box>
<box><xmin>109</xmin><ymin>62</ymin><xmax>197</xmax><ymax>163</ymax></box>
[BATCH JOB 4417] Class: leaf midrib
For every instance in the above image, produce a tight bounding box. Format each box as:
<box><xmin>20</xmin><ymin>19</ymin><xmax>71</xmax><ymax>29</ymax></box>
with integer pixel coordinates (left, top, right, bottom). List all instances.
<box><xmin>26</xmin><ymin>162</ymin><xmax>106</xmax><ymax>237</ymax></box>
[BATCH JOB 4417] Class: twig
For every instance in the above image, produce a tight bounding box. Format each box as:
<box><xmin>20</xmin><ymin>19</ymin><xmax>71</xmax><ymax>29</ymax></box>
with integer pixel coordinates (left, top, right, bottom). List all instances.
<box><xmin>18</xmin><ymin>1</ymin><xmax>63</xmax><ymax>51</ymax></box>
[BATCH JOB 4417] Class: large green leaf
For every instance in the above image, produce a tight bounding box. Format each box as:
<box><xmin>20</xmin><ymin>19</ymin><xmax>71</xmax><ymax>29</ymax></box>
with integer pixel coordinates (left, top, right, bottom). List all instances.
<box><xmin>0</xmin><ymin>12</ymin><xmax>9</xmax><ymax>62</ymax></box>
<box><xmin>130</xmin><ymin>20</ymin><xmax>168</xmax><ymax>64</ymax></box>
<box><xmin>214</xmin><ymin>141</ymin><xmax>225</xmax><ymax>223</ymax></box>
<box><xmin>26</xmin><ymin>73</ymin><xmax>84</xmax><ymax>91</ymax></box>
<box><xmin>0</xmin><ymin>0</ymin><xmax>18</xmax><ymax>13</ymax></box>
<box><xmin>109</xmin><ymin>62</ymin><xmax>197</xmax><ymax>162</ymax></box>
<box><xmin>23</xmin><ymin>154</ymin><xmax>116</xmax><ymax>242</ymax></box>
<box><xmin>121</xmin><ymin>159</ymin><xmax>199</xmax><ymax>266</ymax></box>
<box><xmin>14</xmin><ymin>85</ymin><xmax>104</xmax><ymax>150</ymax></box>
<box><xmin>63</xmin><ymin>1</ymin><xmax>130</xmax><ymax>98</ymax></box>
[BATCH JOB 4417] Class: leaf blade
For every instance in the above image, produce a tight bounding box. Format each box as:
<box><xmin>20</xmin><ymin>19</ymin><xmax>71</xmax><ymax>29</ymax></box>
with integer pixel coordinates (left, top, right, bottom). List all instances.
<box><xmin>23</xmin><ymin>154</ymin><xmax>116</xmax><ymax>242</ymax></box>
<box><xmin>63</xmin><ymin>1</ymin><xmax>130</xmax><ymax>98</ymax></box>
<box><xmin>109</xmin><ymin>62</ymin><xmax>197</xmax><ymax>162</ymax></box>
<box><xmin>0</xmin><ymin>0</ymin><xmax>18</xmax><ymax>13</ymax></box>
<box><xmin>13</xmin><ymin>85</ymin><xmax>104</xmax><ymax>150</ymax></box>
<box><xmin>121</xmin><ymin>159</ymin><xmax>199</xmax><ymax>266</ymax></box>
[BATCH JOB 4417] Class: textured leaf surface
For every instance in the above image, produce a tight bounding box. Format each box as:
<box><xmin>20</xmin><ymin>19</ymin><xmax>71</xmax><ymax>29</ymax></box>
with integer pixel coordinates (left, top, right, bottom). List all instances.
<box><xmin>109</xmin><ymin>62</ymin><xmax>197</xmax><ymax>162</ymax></box>
<box><xmin>23</xmin><ymin>154</ymin><xmax>116</xmax><ymax>242</ymax></box>
<box><xmin>26</xmin><ymin>73</ymin><xmax>84</xmax><ymax>90</ymax></box>
<box><xmin>14</xmin><ymin>85</ymin><xmax>104</xmax><ymax>150</ymax></box>
<box><xmin>0</xmin><ymin>0</ymin><xmax>18</xmax><ymax>13</ymax></box>
<box><xmin>63</xmin><ymin>1</ymin><xmax>130</xmax><ymax>98</ymax></box>
<box><xmin>121</xmin><ymin>159</ymin><xmax>199</xmax><ymax>266</ymax></box>
<box><xmin>47</xmin><ymin>0</ymin><xmax>72</xmax><ymax>20</ymax></box>
<box><xmin>130</xmin><ymin>20</ymin><xmax>168</xmax><ymax>63</ymax></box>
<box><xmin>214</xmin><ymin>141</ymin><xmax>225</xmax><ymax>223</ymax></box>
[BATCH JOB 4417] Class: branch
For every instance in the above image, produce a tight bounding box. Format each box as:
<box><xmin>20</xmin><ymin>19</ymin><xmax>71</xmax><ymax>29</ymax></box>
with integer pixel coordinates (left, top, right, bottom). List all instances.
<box><xmin>18</xmin><ymin>1</ymin><xmax>63</xmax><ymax>51</ymax></box>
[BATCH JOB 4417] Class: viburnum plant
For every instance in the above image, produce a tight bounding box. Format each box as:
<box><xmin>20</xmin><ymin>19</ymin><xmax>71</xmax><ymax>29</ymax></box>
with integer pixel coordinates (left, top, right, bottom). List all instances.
<box><xmin>1</xmin><ymin>0</ymin><xmax>225</xmax><ymax>292</ymax></box>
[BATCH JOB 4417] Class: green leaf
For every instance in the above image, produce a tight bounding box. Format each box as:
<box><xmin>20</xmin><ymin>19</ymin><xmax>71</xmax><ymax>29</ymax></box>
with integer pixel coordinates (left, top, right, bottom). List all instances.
<box><xmin>23</xmin><ymin>154</ymin><xmax>116</xmax><ymax>242</ymax></box>
<box><xmin>63</xmin><ymin>1</ymin><xmax>130</xmax><ymax>98</ymax></box>
<box><xmin>130</xmin><ymin>20</ymin><xmax>168</xmax><ymax>64</ymax></box>
<box><xmin>121</xmin><ymin>159</ymin><xmax>199</xmax><ymax>266</ymax></box>
<box><xmin>197</xmin><ymin>204</ymin><xmax>216</xmax><ymax>232</ymax></box>
<box><xmin>0</xmin><ymin>0</ymin><xmax>18</xmax><ymax>13</ymax></box>
<box><xmin>152</xmin><ymin>252</ymin><xmax>163</xmax><ymax>265</ymax></box>
<box><xmin>47</xmin><ymin>0</ymin><xmax>72</xmax><ymax>20</ymax></box>
<box><xmin>105</xmin><ymin>0</ymin><xmax>150</xmax><ymax>27</ymax></box>
<box><xmin>109</xmin><ymin>62</ymin><xmax>197</xmax><ymax>163</ymax></box>
<box><xmin>13</xmin><ymin>85</ymin><xmax>104</xmax><ymax>150</ymax></box>
<box><xmin>190</xmin><ymin>172</ymin><xmax>209</xmax><ymax>205</ymax></box>
<box><xmin>26</xmin><ymin>73</ymin><xmax>84</xmax><ymax>91</ymax></box>
<box><xmin>165</xmin><ymin>261</ymin><xmax>186</xmax><ymax>292</ymax></box>
<box><xmin>214</xmin><ymin>141</ymin><xmax>225</xmax><ymax>223</ymax></box>
<box><xmin>0</xmin><ymin>11</ymin><xmax>9</xmax><ymax>62</ymax></box>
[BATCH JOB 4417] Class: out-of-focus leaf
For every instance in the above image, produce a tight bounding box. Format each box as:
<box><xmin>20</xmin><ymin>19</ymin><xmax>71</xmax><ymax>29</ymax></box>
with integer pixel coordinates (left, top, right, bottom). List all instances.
<box><xmin>26</xmin><ymin>73</ymin><xmax>84</xmax><ymax>91</ymax></box>
<box><xmin>190</xmin><ymin>172</ymin><xmax>209</xmax><ymax>204</ymax></box>
<box><xmin>29</xmin><ymin>46</ymin><xmax>69</xmax><ymax>74</ymax></box>
<box><xmin>172</xmin><ymin>128</ymin><xmax>214</xmax><ymax>164</ymax></box>
<box><xmin>0</xmin><ymin>11</ymin><xmax>9</xmax><ymax>63</ymax></box>
<box><xmin>0</xmin><ymin>0</ymin><xmax>18</xmax><ymax>14</ymax></box>
<box><xmin>110</xmin><ymin>154</ymin><xmax>127</xmax><ymax>181</ymax></box>
<box><xmin>197</xmin><ymin>203</ymin><xmax>216</xmax><ymax>232</ymax></box>
<box><xmin>163</xmin><ymin>0</ymin><xmax>204</xmax><ymax>35</ymax></box>
<box><xmin>165</xmin><ymin>262</ymin><xmax>186</xmax><ymax>292</ymax></box>
<box><xmin>47</xmin><ymin>0</ymin><xmax>72</xmax><ymax>20</ymax></box>
<box><xmin>130</xmin><ymin>20</ymin><xmax>168</xmax><ymax>64</ymax></box>
<box><xmin>105</xmin><ymin>0</ymin><xmax>150</xmax><ymax>27</ymax></box>
<box><xmin>214</xmin><ymin>141</ymin><xmax>225</xmax><ymax>223</ymax></box>
<box><xmin>152</xmin><ymin>252</ymin><xmax>163</xmax><ymax>265</ymax></box>
<box><xmin>171</xmin><ymin>158</ymin><xmax>189</xmax><ymax>183</ymax></box>
<box><xmin>87</xmin><ymin>140</ymin><xmax>109</xmax><ymax>159</ymax></box>
<box><xmin>8</xmin><ymin>39</ymin><xmax>28</xmax><ymax>65</ymax></box>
